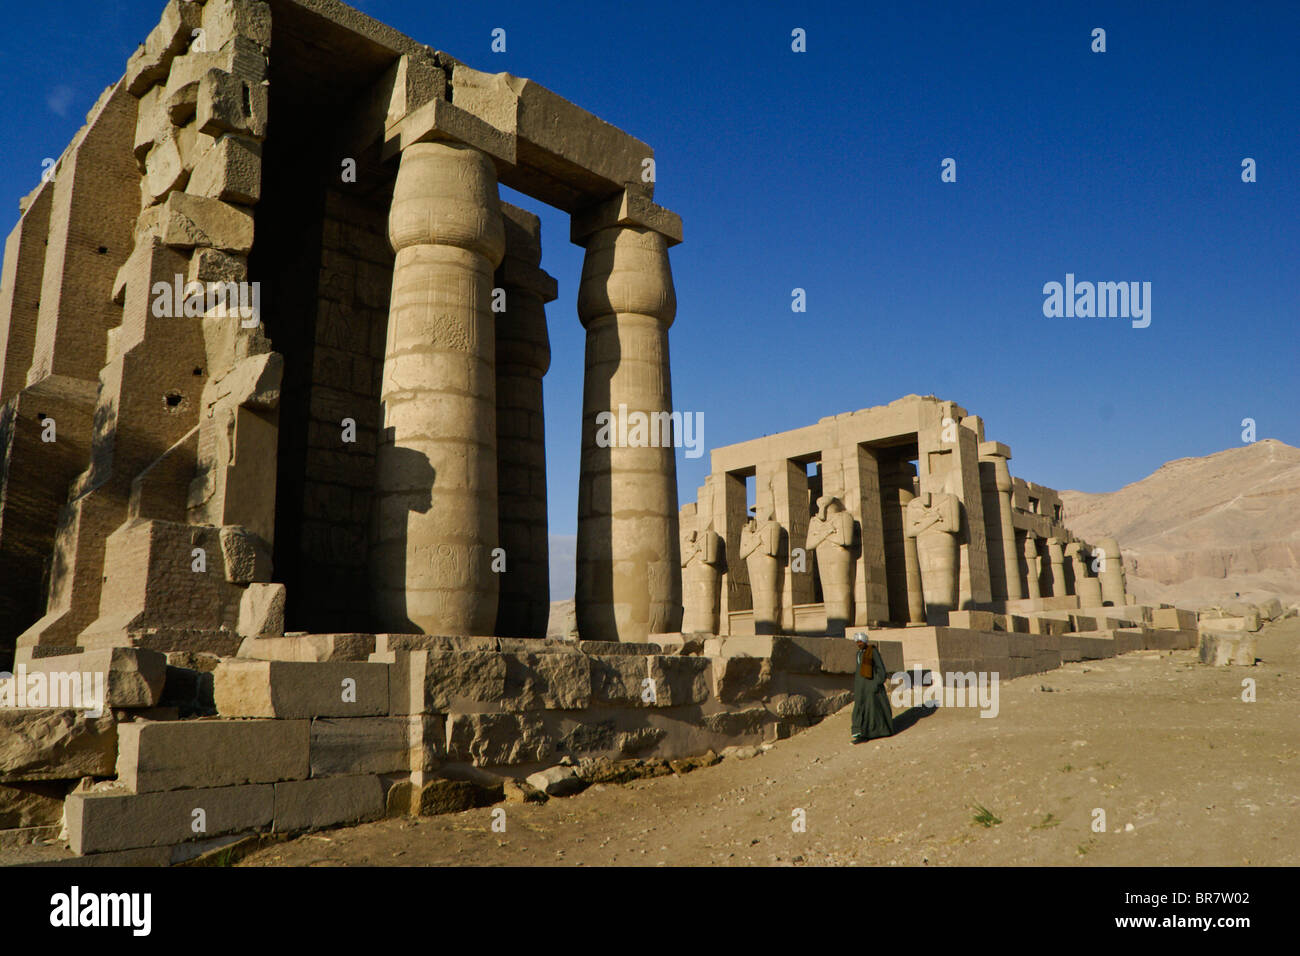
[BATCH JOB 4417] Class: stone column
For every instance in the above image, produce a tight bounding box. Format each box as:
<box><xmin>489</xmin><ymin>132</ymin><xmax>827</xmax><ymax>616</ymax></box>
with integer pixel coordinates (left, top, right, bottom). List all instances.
<box><xmin>1022</xmin><ymin>532</ymin><xmax>1042</xmax><ymax>600</ymax></box>
<box><xmin>978</xmin><ymin>442</ymin><xmax>1023</xmax><ymax>601</ymax></box>
<box><xmin>372</xmin><ymin>141</ymin><xmax>505</xmax><ymax>635</ymax></box>
<box><xmin>1046</xmin><ymin>536</ymin><xmax>1067</xmax><ymax>597</ymax></box>
<box><xmin>493</xmin><ymin>205</ymin><xmax>555</xmax><ymax>639</ymax></box>
<box><xmin>1096</xmin><ymin>536</ymin><xmax>1126</xmax><ymax>606</ymax></box>
<box><xmin>574</xmin><ymin>222</ymin><xmax>681</xmax><ymax>641</ymax></box>
<box><xmin>1071</xmin><ymin>543</ymin><xmax>1103</xmax><ymax>606</ymax></box>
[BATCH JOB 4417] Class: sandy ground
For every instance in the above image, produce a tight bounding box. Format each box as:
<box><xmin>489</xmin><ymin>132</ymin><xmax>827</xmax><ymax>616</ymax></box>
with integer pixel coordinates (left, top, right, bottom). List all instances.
<box><xmin>239</xmin><ymin>618</ymin><xmax>1299</xmax><ymax>867</ymax></box>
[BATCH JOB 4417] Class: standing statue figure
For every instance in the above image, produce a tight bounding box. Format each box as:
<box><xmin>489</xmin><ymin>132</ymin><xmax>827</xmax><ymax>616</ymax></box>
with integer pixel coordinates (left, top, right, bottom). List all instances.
<box><xmin>805</xmin><ymin>495</ymin><xmax>856</xmax><ymax>631</ymax></box>
<box><xmin>740</xmin><ymin>508</ymin><xmax>783</xmax><ymax>634</ymax></box>
<box><xmin>1095</xmin><ymin>536</ymin><xmax>1127</xmax><ymax>606</ymax></box>
<box><xmin>1022</xmin><ymin>533</ymin><xmax>1042</xmax><ymax>600</ymax></box>
<box><xmin>1069</xmin><ymin>541</ymin><xmax>1103</xmax><ymax>606</ymax></box>
<box><xmin>1046</xmin><ymin>537</ymin><xmax>1066</xmax><ymax>598</ymax></box>
<box><xmin>905</xmin><ymin>490</ymin><xmax>961</xmax><ymax>619</ymax></box>
<box><xmin>680</xmin><ymin>524</ymin><xmax>724</xmax><ymax>634</ymax></box>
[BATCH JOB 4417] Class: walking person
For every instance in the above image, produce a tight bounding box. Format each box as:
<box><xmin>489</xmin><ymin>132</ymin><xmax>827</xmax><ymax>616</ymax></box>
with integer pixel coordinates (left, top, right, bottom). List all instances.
<box><xmin>851</xmin><ymin>633</ymin><xmax>895</xmax><ymax>743</ymax></box>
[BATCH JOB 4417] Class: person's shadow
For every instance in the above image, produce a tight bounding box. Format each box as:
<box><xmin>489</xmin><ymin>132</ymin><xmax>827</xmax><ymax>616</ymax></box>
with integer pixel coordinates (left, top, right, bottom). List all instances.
<box><xmin>891</xmin><ymin>703</ymin><xmax>938</xmax><ymax>734</ymax></box>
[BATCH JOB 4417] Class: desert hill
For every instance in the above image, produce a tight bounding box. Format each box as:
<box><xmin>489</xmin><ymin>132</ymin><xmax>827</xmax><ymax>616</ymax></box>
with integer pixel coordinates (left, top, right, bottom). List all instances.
<box><xmin>1059</xmin><ymin>439</ymin><xmax>1300</xmax><ymax>608</ymax></box>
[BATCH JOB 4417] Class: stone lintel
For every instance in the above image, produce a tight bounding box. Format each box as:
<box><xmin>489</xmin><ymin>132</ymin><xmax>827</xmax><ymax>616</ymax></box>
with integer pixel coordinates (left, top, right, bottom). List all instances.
<box><xmin>570</xmin><ymin>188</ymin><xmax>683</xmax><ymax>246</ymax></box>
<box><xmin>978</xmin><ymin>440</ymin><xmax>1012</xmax><ymax>460</ymax></box>
<box><xmin>497</xmin><ymin>257</ymin><xmax>558</xmax><ymax>303</ymax></box>
<box><xmin>381</xmin><ymin>97</ymin><xmax>517</xmax><ymax>166</ymax></box>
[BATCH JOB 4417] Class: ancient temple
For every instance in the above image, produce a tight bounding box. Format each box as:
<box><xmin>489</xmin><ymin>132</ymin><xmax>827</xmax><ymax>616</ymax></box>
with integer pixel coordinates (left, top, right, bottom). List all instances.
<box><xmin>0</xmin><ymin>2</ymin><xmax>1205</xmax><ymax>862</ymax></box>
<box><xmin>678</xmin><ymin>395</ymin><xmax>1132</xmax><ymax>637</ymax></box>
<box><xmin>0</xmin><ymin>0</ymin><xmax>685</xmax><ymax>670</ymax></box>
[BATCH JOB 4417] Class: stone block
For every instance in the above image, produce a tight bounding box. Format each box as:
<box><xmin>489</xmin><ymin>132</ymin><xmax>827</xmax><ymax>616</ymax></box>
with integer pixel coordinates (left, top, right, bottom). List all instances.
<box><xmin>525</xmin><ymin>765</ymin><xmax>586</xmax><ymax>797</ymax></box>
<box><xmin>8</xmin><ymin>648</ymin><xmax>166</xmax><ymax>709</ymax></box>
<box><xmin>213</xmin><ymin>660</ymin><xmax>389</xmax><ymax>718</ymax></box>
<box><xmin>309</xmin><ymin>716</ymin><xmax>415</xmax><ymax>776</ymax></box>
<box><xmin>445</xmin><ymin>712</ymin><xmax>553</xmax><ymax>767</ymax></box>
<box><xmin>196</xmin><ymin>69</ymin><xmax>269</xmax><ymax>140</ymax></box>
<box><xmin>702</xmin><ymin>706</ymin><xmax>768</xmax><ymax>736</ymax></box>
<box><xmin>219</xmin><ymin>526</ymin><xmax>271</xmax><ymax>583</ymax></box>
<box><xmin>576</xmin><ymin>641</ymin><xmax>661</xmax><ymax>656</ymax></box>
<box><xmin>977</xmin><ymin>656</ymin><xmax>1012</xmax><ymax>679</ymax></box>
<box><xmin>412</xmin><ymin>776</ymin><xmax>502</xmax><ymax>815</ymax></box>
<box><xmin>236</xmin><ymin>583</ymin><xmax>286</xmax><ymax>637</ymax></box>
<box><xmin>1075</xmin><ymin>636</ymin><xmax>1116</xmax><ymax>660</ymax></box>
<box><xmin>407</xmin><ymin>715</ymin><xmax>444</xmax><ymax>773</ymax></box>
<box><xmin>0</xmin><ymin>780</ymin><xmax>69</xmax><ymax>828</ymax></box>
<box><xmin>144</xmin><ymin>125</ymin><xmax>198</xmax><ymax>201</ymax></box>
<box><xmin>616</xmin><ymin>726</ymin><xmax>666</xmax><ymax>755</ymax></box>
<box><xmin>1006</xmin><ymin>633</ymin><xmax>1036</xmax><ymax>658</ymax></box>
<box><xmin>1199</xmin><ymin>632</ymin><xmax>1257</xmax><ymax>667</ymax></box>
<box><xmin>238</xmin><ymin>633</ymin><xmax>374</xmax><ymax>662</ymax></box>
<box><xmin>375</xmin><ymin>634</ymin><xmax>499</xmax><ymax>654</ymax></box>
<box><xmin>136</xmin><ymin>190</ymin><xmax>255</xmax><ymax>253</ymax></box>
<box><xmin>589</xmin><ymin>655</ymin><xmax>649</xmax><ymax>704</ymax></box>
<box><xmin>0</xmin><ymin>709</ymin><xmax>117</xmax><ymax>782</ymax></box>
<box><xmin>1113</xmin><ymin>628</ymin><xmax>1146</xmax><ymax>654</ymax></box>
<box><xmin>1143</xmin><ymin>627</ymin><xmax>1198</xmax><ymax>651</ymax></box>
<box><xmin>501</xmin><ymin>652</ymin><xmax>591</xmax><ymax>710</ymax></box>
<box><xmin>188</xmin><ymin>134</ymin><xmax>261</xmax><ymax>205</ymax></box>
<box><xmin>272</xmin><ymin>775</ymin><xmax>384</xmax><ymax>833</ymax></box>
<box><xmin>1033</xmin><ymin>649</ymin><xmax>1061</xmax><ymax>672</ymax></box>
<box><xmin>115</xmin><ymin>718</ymin><xmax>307</xmax><ymax>792</ymax></box>
<box><xmin>772</xmin><ymin>636</ymin><xmax>859</xmax><ymax>674</ymax></box>
<box><xmin>712</xmin><ymin>655</ymin><xmax>772</xmax><ymax>703</ymax></box>
<box><xmin>124</xmin><ymin>0</ymin><xmax>205</xmax><ymax>95</ymax></box>
<box><xmin>647</xmin><ymin>656</ymin><xmax>711</xmax><ymax>706</ymax></box>
<box><xmin>201</xmin><ymin>0</ymin><xmax>273</xmax><ymax>50</ymax></box>
<box><xmin>1151</xmin><ymin>607</ymin><xmax>1196</xmax><ymax>630</ymax></box>
<box><xmin>387</xmin><ymin>650</ymin><xmax>506</xmax><ymax>715</ymax></box>
<box><xmin>67</xmin><ymin>783</ymin><xmax>273</xmax><ymax>854</ymax></box>
<box><xmin>945</xmin><ymin>610</ymin><xmax>996</xmax><ymax>631</ymax></box>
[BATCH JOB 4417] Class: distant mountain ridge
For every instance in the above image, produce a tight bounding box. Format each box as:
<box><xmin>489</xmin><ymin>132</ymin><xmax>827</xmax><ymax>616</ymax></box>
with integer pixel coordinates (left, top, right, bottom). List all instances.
<box><xmin>1059</xmin><ymin>439</ymin><xmax>1300</xmax><ymax>607</ymax></box>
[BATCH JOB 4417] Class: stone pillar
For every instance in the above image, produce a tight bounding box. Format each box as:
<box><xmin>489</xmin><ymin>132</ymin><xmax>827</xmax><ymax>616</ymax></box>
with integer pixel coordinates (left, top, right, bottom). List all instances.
<box><xmin>574</xmin><ymin>220</ymin><xmax>681</xmax><ymax>641</ymax></box>
<box><xmin>807</xmin><ymin>495</ymin><xmax>855</xmax><ymax>632</ymax></box>
<box><xmin>1022</xmin><ymin>532</ymin><xmax>1042</xmax><ymax>600</ymax></box>
<box><xmin>680</xmin><ymin>518</ymin><xmax>723</xmax><ymax>635</ymax></box>
<box><xmin>1096</xmin><ymin>536</ymin><xmax>1126</xmax><ymax>606</ymax></box>
<box><xmin>1046</xmin><ymin>536</ymin><xmax>1067</xmax><ymax>597</ymax></box>
<box><xmin>1072</xmin><ymin>543</ymin><xmax>1103</xmax><ymax>606</ymax></box>
<box><xmin>741</xmin><ymin>511</ymin><xmax>783</xmax><ymax>634</ymax></box>
<box><xmin>493</xmin><ymin>204</ymin><xmax>555</xmax><ymax>639</ymax></box>
<box><xmin>907</xmin><ymin>492</ymin><xmax>961</xmax><ymax>621</ymax></box>
<box><xmin>978</xmin><ymin>442</ymin><xmax>1022</xmax><ymax>601</ymax></box>
<box><xmin>372</xmin><ymin>141</ymin><xmax>505</xmax><ymax>635</ymax></box>
<box><xmin>0</xmin><ymin>182</ymin><xmax>54</xmax><ymax>405</ymax></box>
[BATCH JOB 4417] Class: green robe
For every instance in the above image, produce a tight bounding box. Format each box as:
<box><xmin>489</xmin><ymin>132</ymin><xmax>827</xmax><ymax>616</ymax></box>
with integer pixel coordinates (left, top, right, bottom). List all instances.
<box><xmin>851</xmin><ymin>644</ymin><xmax>895</xmax><ymax>741</ymax></box>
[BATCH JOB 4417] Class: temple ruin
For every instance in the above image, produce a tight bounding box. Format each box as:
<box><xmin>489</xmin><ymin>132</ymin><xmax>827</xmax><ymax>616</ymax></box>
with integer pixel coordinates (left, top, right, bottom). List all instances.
<box><xmin>0</xmin><ymin>1</ymin><xmax>1199</xmax><ymax>862</ymax></box>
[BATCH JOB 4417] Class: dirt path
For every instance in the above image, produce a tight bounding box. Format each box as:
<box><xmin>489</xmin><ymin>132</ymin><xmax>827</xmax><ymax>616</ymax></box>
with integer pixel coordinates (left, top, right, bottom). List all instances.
<box><xmin>242</xmin><ymin>619</ymin><xmax>1299</xmax><ymax>867</ymax></box>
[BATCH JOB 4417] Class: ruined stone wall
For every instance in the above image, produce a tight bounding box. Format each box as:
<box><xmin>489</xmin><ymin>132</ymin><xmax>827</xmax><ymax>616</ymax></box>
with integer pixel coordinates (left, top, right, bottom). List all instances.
<box><xmin>292</xmin><ymin>188</ymin><xmax>391</xmax><ymax>632</ymax></box>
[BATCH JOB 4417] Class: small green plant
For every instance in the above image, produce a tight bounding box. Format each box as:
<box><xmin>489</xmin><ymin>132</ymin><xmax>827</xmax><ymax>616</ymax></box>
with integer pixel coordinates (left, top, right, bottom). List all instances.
<box><xmin>1061</xmin><ymin>764</ymin><xmax>1074</xmax><ymax>772</ymax></box>
<box><xmin>1031</xmin><ymin>813</ymin><xmax>1060</xmax><ymax>830</ymax></box>
<box><xmin>971</xmin><ymin>804</ymin><xmax>1002</xmax><ymax>827</ymax></box>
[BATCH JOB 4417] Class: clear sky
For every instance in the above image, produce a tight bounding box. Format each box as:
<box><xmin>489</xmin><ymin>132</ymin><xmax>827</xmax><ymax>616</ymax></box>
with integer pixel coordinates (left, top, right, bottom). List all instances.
<box><xmin>1</xmin><ymin>1</ymin><xmax>1296</xmax><ymax>600</ymax></box>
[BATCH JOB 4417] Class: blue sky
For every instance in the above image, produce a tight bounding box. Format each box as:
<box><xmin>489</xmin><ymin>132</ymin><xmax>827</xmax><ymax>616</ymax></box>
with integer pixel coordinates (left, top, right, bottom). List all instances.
<box><xmin>2</xmin><ymin>1</ymin><xmax>1296</xmax><ymax>599</ymax></box>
